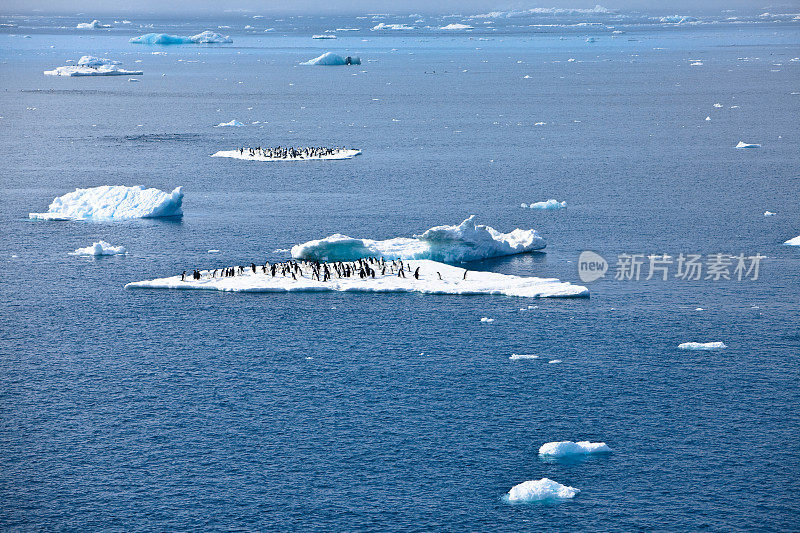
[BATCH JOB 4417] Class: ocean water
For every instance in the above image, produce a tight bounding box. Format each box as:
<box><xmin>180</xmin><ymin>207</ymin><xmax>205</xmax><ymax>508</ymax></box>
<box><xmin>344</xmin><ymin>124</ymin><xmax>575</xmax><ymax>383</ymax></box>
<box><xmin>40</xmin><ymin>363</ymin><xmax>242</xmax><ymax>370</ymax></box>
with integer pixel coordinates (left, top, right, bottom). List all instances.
<box><xmin>1</xmin><ymin>10</ymin><xmax>799</xmax><ymax>531</ymax></box>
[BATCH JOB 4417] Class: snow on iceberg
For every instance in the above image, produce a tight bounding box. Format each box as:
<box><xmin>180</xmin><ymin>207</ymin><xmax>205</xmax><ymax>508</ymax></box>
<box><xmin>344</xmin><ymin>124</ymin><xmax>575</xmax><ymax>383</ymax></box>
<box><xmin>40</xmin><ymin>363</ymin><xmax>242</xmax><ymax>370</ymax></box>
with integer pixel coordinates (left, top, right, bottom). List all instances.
<box><xmin>69</xmin><ymin>241</ymin><xmax>127</xmax><ymax>256</ymax></box>
<box><xmin>784</xmin><ymin>235</ymin><xmax>800</xmax><ymax>245</ymax></box>
<box><xmin>129</xmin><ymin>31</ymin><xmax>232</xmax><ymax>44</ymax></box>
<box><xmin>77</xmin><ymin>20</ymin><xmax>111</xmax><ymax>29</ymax></box>
<box><xmin>678</xmin><ymin>342</ymin><xmax>727</xmax><ymax>350</ymax></box>
<box><xmin>214</xmin><ymin>120</ymin><xmax>244</xmax><ymax>127</ymax></box>
<box><xmin>126</xmin><ymin>259</ymin><xmax>589</xmax><ymax>298</ymax></box>
<box><xmin>736</xmin><ymin>141</ymin><xmax>761</xmax><ymax>149</ymax></box>
<box><xmin>538</xmin><ymin>441</ymin><xmax>612</xmax><ymax>457</ymax></box>
<box><xmin>522</xmin><ymin>199</ymin><xmax>566</xmax><ymax>210</ymax></box>
<box><xmin>440</xmin><ymin>23</ymin><xmax>474</xmax><ymax>30</ymax></box>
<box><xmin>290</xmin><ymin>215</ymin><xmax>547</xmax><ymax>263</ymax></box>
<box><xmin>301</xmin><ymin>52</ymin><xmax>361</xmax><ymax>66</ymax></box>
<box><xmin>44</xmin><ymin>56</ymin><xmax>142</xmax><ymax>77</ymax></box>
<box><xmin>29</xmin><ymin>185</ymin><xmax>183</xmax><ymax>221</ymax></box>
<box><xmin>506</xmin><ymin>478</ymin><xmax>579</xmax><ymax>503</ymax></box>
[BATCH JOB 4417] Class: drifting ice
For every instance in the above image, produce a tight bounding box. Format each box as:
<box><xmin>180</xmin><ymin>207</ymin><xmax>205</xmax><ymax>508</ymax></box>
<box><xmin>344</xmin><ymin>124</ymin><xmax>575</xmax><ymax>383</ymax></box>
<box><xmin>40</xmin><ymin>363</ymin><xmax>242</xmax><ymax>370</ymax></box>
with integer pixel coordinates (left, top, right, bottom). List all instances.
<box><xmin>538</xmin><ymin>441</ymin><xmax>612</xmax><ymax>457</ymax></box>
<box><xmin>69</xmin><ymin>241</ymin><xmax>127</xmax><ymax>256</ymax></box>
<box><xmin>440</xmin><ymin>23</ymin><xmax>474</xmax><ymax>30</ymax></box>
<box><xmin>522</xmin><ymin>199</ymin><xmax>566</xmax><ymax>210</ymax></box>
<box><xmin>214</xmin><ymin>120</ymin><xmax>244</xmax><ymax>127</ymax></box>
<box><xmin>290</xmin><ymin>215</ymin><xmax>546</xmax><ymax>263</ymax></box>
<box><xmin>77</xmin><ymin>20</ymin><xmax>111</xmax><ymax>29</ymax></box>
<box><xmin>29</xmin><ymin>185</ymin><xmax>183</xmax><ymax>221</ymax></box>
<box><xmin>510</xmin><ymin>353</ymin><xmax>539</xmax><ymax>360</ymax></box>
<box><xmin>371</xmin><ymin>23</ymin><xmax>415</xmax><ymax>31</ymax></box>
<box><xmin>44</xmin><ymin>56</ymin><xmax>143</xmax><ymax>77</ymax></box>
<box><xmin>126</xmin><ymin>259</ymin><xmax>588</xmax><ymax>298</ymax></box>
<box><xmin>312</xmin><ymin>34</ymin><xmax>337</xmax><ymax>39</ymax></box>
<box><xmin>735</xmin><ymin>141</ymin><xmax>761</xmax><ymax>149</ymax></box>
<box><xmin>784</xmin><ymin>235</ymin><xmax>800</xmax><ymax>245</ymax></box>
<box><xmin>506</xmin><ymin>478</ymin><xmax>579</xmax><ymax>503</ymax></box>
<box><xmin>301</xmin><ymin>52</ymin><xmax>361</xmax><ymax>65</ymax></box>
<box><xmin>130</xmin><ymin>31</ymin><xmax>232</xmax><ymax>44</ymax></box>
<box><xmin>678</xmin><ymin>342</ymin><xmax>727</xmax><ymax>350</ymax></box>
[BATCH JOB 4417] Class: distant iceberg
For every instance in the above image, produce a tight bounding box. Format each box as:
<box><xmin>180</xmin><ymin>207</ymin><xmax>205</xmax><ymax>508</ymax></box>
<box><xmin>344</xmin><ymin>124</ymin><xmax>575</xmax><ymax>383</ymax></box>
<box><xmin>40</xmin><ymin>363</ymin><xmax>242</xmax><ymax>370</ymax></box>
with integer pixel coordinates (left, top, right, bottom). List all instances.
<box><xmin>440</xmin><ymin>23</ymin><xmax>474</xmax><ymax>30</ymax></box>
<box><xmin>290</xmin><ymin>215</ymin><xmax>546</xmax><ymax>263</ymax></box>
<box><xmin>764</xmin><ymin>211</ymin><xmax>776</xmax><ymax>216</ymax></box>
<box><xmin>129</xmin><ymin>31</ymin><xmax>232</xmax><ymax>45</ymax></box>
<box><xmin>44</xmin><ymin>56</ymin><xmax>142</xmax><ymax>77</ymax></box>
<box><xmin>522</xmin><ymin>199</ymin><xmax>566</xmax><ymax>210</ymax></box>
<box><xmin>735</xmin><ymin>141</ymin><xmax>761</xmax><ymax>149</ymax></box>
<box><xmin>659</xmin><ymin>15</ymin><xmax>699</xmax><ymax>24</ymax></box>
<box><xmin>214</xmin><ymin>120</ymin><xmax>244</xmax><ymax>127</ymax></box>
<box><xmin>126</xmin><ymin>258</ymin><xmax>588</xmax><ymax>298</ymax></box>
<box><xmin>301</xmin><ymin>52</ymin><xmax>361</xmax><ymax>66</ymax></box>
<box><xmin>30</xmin><ymin>185</ymin><xmax>183</xmax><ymax>221</ymax></box>
<box><xmin>69</xmin><ymin>241</ymin><xmax>127</xmax><ymax>256</ymax></box>
<box><xmin>506</xmin><ymin>478</ymin><xmax>579</xmax><ymax>503</ymax></box>
<box><xmin>509</xmin><ymin>353</ymin><xmax>539</xmax><ymax>360</ymax></box>
<box><xmin>785</xmin><ymin>235</ymin><xmax>800</xmax><ymax>245</ymax></box>
<box><xmin>538</xmin><ymin>441</ymin><xmax>612</xmax><ymax>457</ymax></box>
<box><xmin>312</xmin><ymin>34</ymin><xmax>337</xmax><ymax>39</ymax></box>
<box><xmin>678</xmin><ymin>342</ymin><xmax>727</xmax><ymax>350</ymax></box>
<box><xmin>371</xmin><ymin>23</ymin><xmax>415</xmax><ymax>31</ymax></box>
<box><xmin>77</xmin><ymin>20</ymin><xmax>111</xmax><ymax>29</ymax></box>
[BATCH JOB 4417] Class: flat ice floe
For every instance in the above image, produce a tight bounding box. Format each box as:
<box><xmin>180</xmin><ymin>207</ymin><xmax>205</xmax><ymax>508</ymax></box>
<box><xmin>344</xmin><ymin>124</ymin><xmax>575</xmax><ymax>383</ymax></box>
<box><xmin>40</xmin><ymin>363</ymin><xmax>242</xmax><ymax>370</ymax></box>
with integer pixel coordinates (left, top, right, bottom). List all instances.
<box><xmin>678</xmin><ymin>341</ymin><xmax>727</xmax><ymax>350</ymax></box>
<box><xmin>212</xmin><ymin>148</ymin><xmax>361</xmax><ymax>161</ymax></box>
<box><xmin>129</xmin><ymin>31</ymin><xmax>232</xmax><ymax>44</ymax></box>
<box><xmin>29</xmin><ymin>185</ymin><xmax>183</xmax><ymax>221</ymax></box>
<box><xmin>735</xmin><ymin>141</ymin><xmax>761</xmax><ymax>148</ymax></box>
<box><xmin>506</xmin><ymin>478</ymin><xmax>580</xmax><ymax>503</ymax></box>
<box><xmin>214</xmin><ymin>120</ymin><xmax>244</xmax><ymax>127</ymax></box>
<box><xmin>291</xmin><ymin>215</ymin><xmax>547</xmax><ymax>263</ymax></box>
<box><xmin>126</xmin><ymin>259</ymin><xmax>588</xmax><ymax>298</ymax></box>
<box><xmin>312</xmin><ymin>34</ymin><xmax>337</xmax><ymax>39</ymax></box>
<box><xmin>77</xmin><ymin>20</ymin><xmax>111</xmax><ymax>29</ymax></box>
<box><xmin>784</xmin><ymin>235</ymin><xmax>800</xmax><ymax>245</ymax></box>
<box><xmin>509</xmin><ymin>353</ymin><xmax>539</xmax><ymax>360</ymax></box>
<box><xmin>44</xmin><ymin>56</ymin><xmax>142</xmax><ymax>77</ymax></box>
<box><xmin>522</xmin><ymin>199</ymin><xmax>567</xmax><ymax>210</ymax></box>
<box><xmin>440</xmin><ymin>23</ymin><xmax>474</xmax><ymax>30</ymax></box>
<box><xmin>538</xmin><ymin>441</ymin><xmax>612</xmax><ymax>457</ymax></box>
<box><xmin>301</xmin><ymin>52</ymin><xmax>361</xmax><ymax>65</ymax></box>
<box><xmin>69</xmin><ymin>241</ymin><xmax>126</xmax><ymax>256</ymax></box>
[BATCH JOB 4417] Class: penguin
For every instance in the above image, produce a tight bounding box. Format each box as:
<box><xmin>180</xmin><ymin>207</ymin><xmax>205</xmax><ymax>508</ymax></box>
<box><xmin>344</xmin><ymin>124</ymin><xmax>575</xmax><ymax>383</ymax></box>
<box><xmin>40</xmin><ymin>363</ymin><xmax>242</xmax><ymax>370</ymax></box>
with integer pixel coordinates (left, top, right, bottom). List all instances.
<box><xmin>463</xmin><ymin>270</ymin><xmax>467</xmax><ymax>280</ymax></box>
<box><xmin>181</xmin><ymin>271</ymin><xmax>186</xmax><ymax>281</ymax></box>
<box><xmin>414</xmin><ymin>267</ymin><xmax>420</xmax><ymax>280</ymax></box>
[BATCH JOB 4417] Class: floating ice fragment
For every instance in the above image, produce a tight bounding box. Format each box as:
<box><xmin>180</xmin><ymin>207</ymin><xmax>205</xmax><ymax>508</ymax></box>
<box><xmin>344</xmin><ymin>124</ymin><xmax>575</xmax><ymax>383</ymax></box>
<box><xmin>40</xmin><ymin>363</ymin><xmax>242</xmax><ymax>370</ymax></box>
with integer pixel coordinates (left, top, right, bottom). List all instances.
<box><xmin>440</xmin><ymin>23</ymin><xmax>474</xmax><ymax>30</ymax></box>
<box><xmin>510</xmin><ymin>353</ymin><xmax>539</xmax><ymax>360</ymax></box>
<box><xmin>45</xmin><ymin>55</ymin><xmax>142</xmax><ymax>76</ymax></box>
<box><xmin>524</xmin><ymin>199</ymin><xmax>566</xmax><ymax>210</ymax></box>
<box><xmin>77</xmin><ymin>19</ymin><xmax>111</xmax><ymax>29</ymax></box>
<box><xmin>480</xmin><ymin>317</ymin><xmax>495</xmax><ymax>323</ymax></box>
<box><xmin>678</xmin><ymin>342</ymin><xmax>727</xmax><ymax>350</ymax></box>
<box><xmin>69</xmin><ymin>241</ymin><xmax>127</xmax><ymax>256</ymax></box>
<box><xmin>30</xmin><ymin>185</ymin><xmax>183</xmax><ymax>221</ymax></box>
<box><xmin>130</xmin><ymin>31</ymin><xmax>232</xmax><ymax>44</ymax></box>
<box><xmin>214</xmin><ymin>120</ymin><xmax>244</xmax><ymax>127</ymax></box>
<box><xmin>784</xmin><ymin>235</ymin><xmax>800</xmax><ymax>246</ymax></box>
<box><xmin>548</xmin><ymin>359</ymin><xmax>563</xmax><ymax>363</ymax></box>
<box><xmin>506</xmin><ymin>478</ymin><xmax>579</xmax><ymax>503</ymax></box>
<box><xmin>301</xmin><ymin>52</ymin><xmax>361</xmax><ymax>66</ymax></box>
<box><xmin>735</xmin><ymin>141</ymin><xmax>760</xmax><ymax>148</ymax></box>
<box><xmin>764</xmin><ymin>211</ymin><xmax>775</xmax><ymax>217</ymax></box>
<box><xmin>538</xmin><ymin>441</ymin><xmax>612</xmax><ymax>457</ymax></box>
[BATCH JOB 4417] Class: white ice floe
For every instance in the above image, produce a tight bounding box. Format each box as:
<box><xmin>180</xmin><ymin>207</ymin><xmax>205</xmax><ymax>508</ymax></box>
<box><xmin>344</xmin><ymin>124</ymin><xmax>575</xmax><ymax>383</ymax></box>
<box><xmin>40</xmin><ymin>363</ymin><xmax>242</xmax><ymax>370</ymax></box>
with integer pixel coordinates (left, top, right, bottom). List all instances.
<box><xmin>129</xmin><ymin>31</ymin><xmax>232</xmax><ymax>44</ymax></box>
<box><xmin>44</xmin><ymin>55</ymin><xmax>142</xmax><ymax>77</ymax></box>
<box><xmin>371</xmin><ymin>23</ymin><xmax>415</xmax><ymax>30</ymax></box>
<box><xmin>312</xmin><ymin>34</ymin><xmax>337</xmax><ymax>39</ymax></box>
<box><xmin>510</xmin><ymin>353</ymin><xmax>539</xmax><ymax>360</ymax></box>
<box><xmin>506</xmin><ymin>478</ymin><xmax>579</xmax><ymax>503</ymax></box>
<box><xmin>126</xmin><ymin>259</ymin><xmax>589</xmax><ymax>298</ymax></box>
<box><xmin>291</xmin><ymin>215</ymin><xmax>547</xmax><ymax>263</ymax></box>
<box><xmin>784</xmin><ymin>235</ymin><xmax>800</xmax><ymax>246</ymax></box>
<box><xmin>522</xmin><ymin>199</ymin><xmax>566</xmax><ymax>210</ymax></box>
<box><xmin>440</xmin><ymin>23</ymin><xmax>474</xmax><ymax>30</ymax></box>
<box><xmin>764</xmin><ymin>211</ymin><xmax>776</xmax><ymax>217</ymax></box>
<box><xmin>713</xmin><ymin>103</ymin><xmax>723</xmax><ymax>108</ymax></box>
<box><xmin>736</xmin><ymin>141</ymin><xmax>761</xmax><ymax>148</ymax></box>
<box><xmin>69</xmin><ymin>241</ymin><xmax>127</xmax><ymax>256</ymax></box>
<box><xmin>214</xmin><ymin>120</ymin><xmax>244</xmax><ymax>127</ymax></box>
<box><xmin>301</xmin><ymin>52</ymin><xmax>361</xmax><ymax>65</ymax></box>
<box><xmin>30</xmin><ymin>185</ymin><xmax>183</xmax><ymax>221</ymax></box>
<box><xmin>212</xmin><ymin>148</ymin><xmax>361</xmax><ymax>161</ymax></box>
<box><xmin>548</xmin><ymin>359</ymin><xmax>562</xmax><ymax>364</ymax></box>
<box><xmin>678</xmin><ymin>342</ymin><xmax>727</xmax><ymax>350</ymax></box>
<box><xmin>480</xmin><ymin>317</ymin><xmax>495</xmax><ymax>323</ymax></box>
<box><xmin>77</xmin><ymin>20</ymin><xmax>111</xmax><ymax>29</ymax></box>
<box><xmin>538</xmin><ymin>441</ymin><xmax>612</xmax><ymax>457</ymax></box>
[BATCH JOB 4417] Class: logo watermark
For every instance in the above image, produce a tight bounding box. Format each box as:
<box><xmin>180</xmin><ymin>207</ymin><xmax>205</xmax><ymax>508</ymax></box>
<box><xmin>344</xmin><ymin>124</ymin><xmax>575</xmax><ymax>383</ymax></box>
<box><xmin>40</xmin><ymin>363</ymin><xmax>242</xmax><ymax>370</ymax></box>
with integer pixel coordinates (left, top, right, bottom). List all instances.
<box><xmin>578</xmin><ymin>252</ymin><xmax>764</xmax><ymax>283</ymax></box>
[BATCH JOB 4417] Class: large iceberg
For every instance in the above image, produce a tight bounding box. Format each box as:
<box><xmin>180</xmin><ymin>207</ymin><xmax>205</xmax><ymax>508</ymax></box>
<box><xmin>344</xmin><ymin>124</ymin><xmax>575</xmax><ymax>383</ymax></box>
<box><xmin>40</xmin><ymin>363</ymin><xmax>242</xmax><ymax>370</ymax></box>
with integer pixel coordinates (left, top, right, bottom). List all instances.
<box><xmin>77</xmin><ymin>20</ymin><xmax>111</xmax><ymax>29</ymax></box>
<box><xmin>69</xmin><ymin>241</ymin><xmax>127</xmax><ymax>256</ymax></box>
<box><xmin>126</xmin><ymin>258</ymin><xmax>588</xmax><ymax>298</ymax></box>
<box><xmin>506</xmin><ymin>478</ymin><xmax>580</xmax><ymax>503</ymax></box>
<box><xmin>291</xmin><ymin>216</ymin><xmax>546</xmax><ymax>263</ymax></box>
<box><xmin>44</xmin><ymin>56</ymin><xmax>142</xmax><ymax>77</ymax></box>
<box><xmin>301</xmin><ymin>52</ymin><xmax>361</xmax><ymax>66</ymax></box>
<box><xmin>129</xmin><ymin>31</ymin><xmax>232</xmax><ymax>45</ymax></box>
<box><xmin>538</xmin><ymin>441</ymin><xmax>612</xmax><ymax>457</ymax></box>
<box><xmin>678</xmin><ymin>342</ymin><xmax>727</xmax><ymax>350</ymax></box>
<box><xmin>29</xmin><ymin>185</ymin><xmax>183</xmax><ymax>221</ymax></box>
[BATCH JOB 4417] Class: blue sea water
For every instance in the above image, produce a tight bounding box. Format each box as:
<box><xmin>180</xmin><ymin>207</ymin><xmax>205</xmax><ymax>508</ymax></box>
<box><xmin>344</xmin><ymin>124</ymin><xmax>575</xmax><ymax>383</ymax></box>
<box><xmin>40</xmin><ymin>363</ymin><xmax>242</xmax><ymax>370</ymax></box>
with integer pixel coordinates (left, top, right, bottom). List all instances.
<box><xmin>1</xmin><ymin>9</ymin><xmax>799</xmax><ymax>531</ymax></box>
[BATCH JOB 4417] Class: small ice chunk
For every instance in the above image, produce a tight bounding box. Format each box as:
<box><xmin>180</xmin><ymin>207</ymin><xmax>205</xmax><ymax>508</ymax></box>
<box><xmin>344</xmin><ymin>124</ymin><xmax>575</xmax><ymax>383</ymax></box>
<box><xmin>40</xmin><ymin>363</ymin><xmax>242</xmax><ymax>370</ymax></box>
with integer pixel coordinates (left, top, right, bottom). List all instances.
<box><xmin>510</xmin><ymin>354</ymin><xmax>539</xmax><ymax>360</ymax></box>
<box><xmin>480</xmin><ymin>317</ymin><xmax>495</xmax><ymax>323</ymax></box>
<box><xmin>69</xmin><ymin>241</ymin><xmax>127</xmax><ymax>256</ymax></box>
<box><xmin>548</xmin><ymin>359</ymin><xmax>563</xmax><ymax>363</ymax></box>
<box><xmin>713</xmin><ymin>103</ymin><xmax>723</xmax><ymax>108</ymax></box>
<box><xmin>525</xmin><ymin>199</ymin><xmax>566</xmax><ymax>210</ymax></box>
<box><xmin>735</xmin><ymin>141</ymin><xmax>761</xmax><ymax>149</ymax></box>
<box><xmin>764</xmin><ymin>211</ymin><xmax>775</xmax><ymax>217</ymax></box>
<box><xmin>784</xmin><ymin>235</ymin><xmax>800</xmax><ymax>246</ymax></box>
<box><xmin>538</xmin><ymin>441</ymin><xmax>612</xmax><ymax>457</ymax></box>
<box><xmin>214</xmin><ymin>120</ymin><xmax>244</xmax><ymax>127</ymax></box>
<box><xmin>705</xmin><ymin>116</ymin><xmax>711</xmax><ymax>121</ymax></box>
<box><xmin>77</xmin><ymin>19</ymin><xmax>111</xmax><ymax>29</ymax></box>
<box><xmin>678</xmin><ymin>342</ymin><xmax>727</xmax><ymax>350</ymax></box>
<box><xmin>440</xmin><ymin>23</ymin><xmax>474</xmax><ymax>30</ymax></box>
<box><xmin>312</xmin><ymin>34</ymin><xmax>337</xmax><ymax>39</ymax></box>
<box><xmin>506</xmin><ymin>478</ymin><xmax>579</xmax><ymax>503</ymax></box>
<box><xmin>301</xmin><ymin>52</ymin><xmax>361</xmax><ymax>66</ymax></box>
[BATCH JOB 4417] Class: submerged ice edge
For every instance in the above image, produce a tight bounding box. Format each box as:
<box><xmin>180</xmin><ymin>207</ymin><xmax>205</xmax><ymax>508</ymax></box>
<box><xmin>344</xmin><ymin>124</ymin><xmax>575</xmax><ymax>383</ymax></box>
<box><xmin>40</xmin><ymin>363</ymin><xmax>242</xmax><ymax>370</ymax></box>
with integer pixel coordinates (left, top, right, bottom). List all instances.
<box><xmin>126</xmin><ymin>259</ymin><xmax>589</xmax><ymax>299</ymax></box>
<box><xmin>290</xmin><ymin>215</ymin><xmax>546</xmax><ymax>263</ymax></box>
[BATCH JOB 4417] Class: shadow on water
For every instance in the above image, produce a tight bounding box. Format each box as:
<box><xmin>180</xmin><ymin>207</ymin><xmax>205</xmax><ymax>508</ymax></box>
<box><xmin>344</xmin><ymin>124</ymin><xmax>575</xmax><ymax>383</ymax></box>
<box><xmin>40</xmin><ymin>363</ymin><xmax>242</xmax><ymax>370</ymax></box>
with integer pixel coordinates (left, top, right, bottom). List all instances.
<box><xmin>456</xmin><ymin>251</ymin><xmax>548</xmax><ymax>272</ymax></box>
